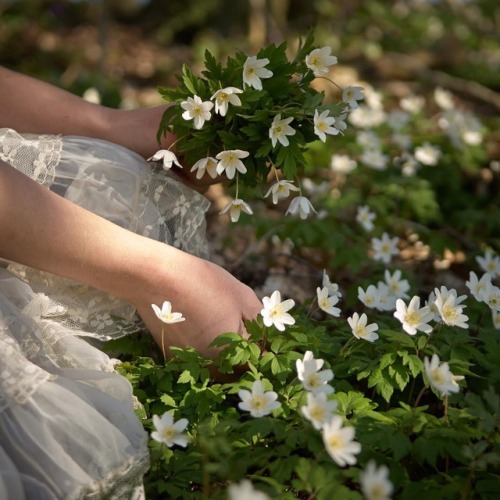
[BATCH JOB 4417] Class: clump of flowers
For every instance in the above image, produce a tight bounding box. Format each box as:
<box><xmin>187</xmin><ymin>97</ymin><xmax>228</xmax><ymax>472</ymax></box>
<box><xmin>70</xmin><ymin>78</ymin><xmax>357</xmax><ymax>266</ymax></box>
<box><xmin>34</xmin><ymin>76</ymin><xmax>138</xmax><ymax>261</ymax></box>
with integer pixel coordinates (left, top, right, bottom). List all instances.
<box><xmin>155</xmin><ymin>32</ymin><xmax>362</xmax><ymax>220</ymax></box>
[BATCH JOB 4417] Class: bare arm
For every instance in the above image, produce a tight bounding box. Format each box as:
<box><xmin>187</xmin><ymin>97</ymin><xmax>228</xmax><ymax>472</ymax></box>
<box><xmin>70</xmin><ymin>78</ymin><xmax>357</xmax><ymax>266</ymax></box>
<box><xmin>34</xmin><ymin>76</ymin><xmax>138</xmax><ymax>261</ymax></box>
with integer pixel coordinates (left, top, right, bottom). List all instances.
<box><xmin>0</xmin><ymin>65</ymin><xmax>171</xmax><ymax>158</ymax></box>
<box><xmin>0</xmin><ymin>160</ymin><xmax>261</xmax><ymax>357</ymax></box>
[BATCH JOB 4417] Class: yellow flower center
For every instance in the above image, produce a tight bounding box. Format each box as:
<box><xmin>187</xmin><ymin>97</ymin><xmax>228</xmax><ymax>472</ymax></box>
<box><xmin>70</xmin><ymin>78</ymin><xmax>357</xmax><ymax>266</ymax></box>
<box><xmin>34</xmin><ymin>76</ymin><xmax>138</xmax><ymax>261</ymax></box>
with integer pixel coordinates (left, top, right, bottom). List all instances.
<box><xmin>442</xmin><ymin>304</ymin><xmax>458</xmax><ymax>321</ymax></box>
<box><xmin>306</xmin><ymin>373</ymin><xmax>321</xmax><ymax>388</ymax></box>
<box><xmin>251</xmin><ymin>395</ymin><xmax>267</xmax><ymax>410</ymax></box>
<box><xmin>431</xmin><ymin>368</ymin><xmax>445</xmax><ymax>384</ymax></box>
<box><xmin>327</xmin><ymin>434</ymin><xmax>343</xmax><ymax>451</ymax></box>
<box><xmin>356</xmin><ymin>325</ymin><xmax>366</xmax><ymax>337</ymax></box>
<box><xmin>404</xmin><ymin>311</ymin><xmax>419</xmax><ymax>326</ymax></box>
<box><xmin>309</xmin><ymin>405</ymin><xmax>326</xmax><ymax>421</ymax></box>
<box><xmin>369</xmin><ymin>483</ymin><xmax>386</xmax><ymax>500</ymax></box>
<box><xmin>161</xmin><ymin>428</ymin><xmax>175</xmax><ymax>440</ymax></box>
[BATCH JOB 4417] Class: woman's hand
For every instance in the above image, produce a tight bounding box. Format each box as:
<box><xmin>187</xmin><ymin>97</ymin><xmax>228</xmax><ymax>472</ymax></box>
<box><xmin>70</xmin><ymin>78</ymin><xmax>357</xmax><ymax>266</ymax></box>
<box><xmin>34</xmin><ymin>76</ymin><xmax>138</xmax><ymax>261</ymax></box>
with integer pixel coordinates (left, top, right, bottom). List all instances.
<box><xmin>131</xmin><ymin>244</ymin><xmax>263</xmax><ymax>359</ymax></box>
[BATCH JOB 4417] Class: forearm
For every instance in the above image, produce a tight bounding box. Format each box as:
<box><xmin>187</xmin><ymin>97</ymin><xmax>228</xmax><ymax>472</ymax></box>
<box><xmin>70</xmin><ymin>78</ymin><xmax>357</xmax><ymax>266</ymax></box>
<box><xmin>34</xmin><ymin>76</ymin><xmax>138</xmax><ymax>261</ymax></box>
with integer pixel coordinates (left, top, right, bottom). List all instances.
<box><xmin>0</xmin><ymin>65</ymin><xmax>173</xmax><ymax>158</ymax></box>
<box><xmin>0</xmin><ymin>160</ymin><xmax>165</xmax><ymax>302</ymax></box>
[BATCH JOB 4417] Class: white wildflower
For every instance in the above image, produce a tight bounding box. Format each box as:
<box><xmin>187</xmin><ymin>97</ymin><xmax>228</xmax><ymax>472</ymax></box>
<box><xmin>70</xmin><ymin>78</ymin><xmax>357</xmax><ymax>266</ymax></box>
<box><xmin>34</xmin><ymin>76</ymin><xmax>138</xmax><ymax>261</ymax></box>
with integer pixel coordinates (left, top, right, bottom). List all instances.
<box><xmin>147</xmin><ymin>149</ymin><xmax>182</xmax><ymax>170</ymax></box>
<box><xmin>269</xmin><ymin>114</ymin><xmax>296</xmax><ymax>148</ymax></box>
<box><xmin>210</xmin><ymin>86</ymin><xmax>243</xmax><ymax>116</ymax></box>
<box><xmin>180</xmin><ymin>95</ymin><xmax>213</xmax><ymax>129</ymax></box>
<box><xmin>219</xmin><ymin>198</ymin><xmax>253</xmax><ymax>223</ymax></box>
<box><xmin>260</xmin><ymin>290</ymin><xmax>295</xmax><ymax>331</ymax></box>
<box><xmin>265</xmin><ymin>180</ymin><xmax>299</xmax><ymax>205</ymax></box>
<box><xmin>322</xmin><ymin>415</ymin><xmax>361</xmax><ymax>467</ymax></box>
<box><xmin>286</xmin><ymin>196</ymin><xmax>317</xmax><ymax>220</ymax></box>
<box><xmin>296</xmin><ymin>351</ymin><xmax>334</xmax><ymax>395</ymax></box>
<box><xmin>305</xmin><ymin>46</ymin><xmax>338</xmax><ymax>76</ymax></box>
<box><xmin>238</xmin><ymin>380</ymin><xmax>281</xmax><ymax>418</ymax></box>
<box><xmin>356</xmin><ymin>205</ymin><xmax>376</xmax><ymax>232</ymax></box>
<box><xmin>151</xmin><ymin>301</ymin><xmax>185</xmax><ymax>324</ymax></box>
<box><xmin>394</xmin><ymin>296</ymin><xmax>434</xmax><ymax>336</ymax></box>
<box><xmin>301</xmin><ymin>392</ymin><xmax>339</xmax><ymax>430</ymax></box>
<box><xmin>151</xmin><ymin>412</ymin><xmax>189</xmax><ymax>448</ymax></box>
<box><xmin>347</xmin><ymin>312</ymin><xmax>379</xmax><ymax>342</ymax></box>
<box><xmin>342</xmin><ymin>85</ymin><xmax>364</xmax><ymax>110</ymax></box>
<box><xmin>314</xmin><ymin>109</ymin><xmax>339</xmax><ymax>142</ymax></box>
<box><xmin>424</xmin><ymin>354</ymin><xmax>464</xmax><ymax>397</ymax></box>
<box><xmin>242</xmin><ymin>56</ymin><xmax>273</xmax><ymax>90</ymax></box>
<box><xmin>371</xmin><ymin>233</ymin><xmax>400</xmax><ymax>264</ymax></box>
<box><xmin>215</xmin><ymin>149</ymin><xmax>249</xmax><ymax>179</ymax></box>
<box><xmin>317</xmin><ymin>286</ymin><xmax>341</xmax><ymax>317</ymax></box>
<box><xmin>190</xmin><ymin>156</ymin><xmax>218</xmax><ymax>179</ymax></box>
<box><xmin>330</xmin><ymin>154</ymin><xmax>357</xmax><ymax>174</ymax></box>
<box><xmin>360</xmin><ymin>460</ymin><xmax>394</xmax><ymax>500</ymax></box>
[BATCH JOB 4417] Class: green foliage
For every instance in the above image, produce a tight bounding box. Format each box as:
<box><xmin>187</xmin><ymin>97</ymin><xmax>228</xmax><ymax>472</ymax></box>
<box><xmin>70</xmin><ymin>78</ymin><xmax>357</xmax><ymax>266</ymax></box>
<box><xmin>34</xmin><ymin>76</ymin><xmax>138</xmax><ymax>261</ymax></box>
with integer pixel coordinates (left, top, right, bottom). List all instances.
<box><xmin>157</xmin><ymin>32</ymin><xmax>348</xmax><ymax>186</ymax></box>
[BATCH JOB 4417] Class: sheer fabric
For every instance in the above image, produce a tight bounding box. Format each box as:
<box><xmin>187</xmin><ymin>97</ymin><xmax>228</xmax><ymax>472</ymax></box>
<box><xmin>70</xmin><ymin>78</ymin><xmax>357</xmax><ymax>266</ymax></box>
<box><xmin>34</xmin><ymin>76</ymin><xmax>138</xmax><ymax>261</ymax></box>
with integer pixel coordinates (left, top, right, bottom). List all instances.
<box><xmin>0</xmin><ymin>128</ymin><xmax>211</xmax><ymax>498</ymax></box>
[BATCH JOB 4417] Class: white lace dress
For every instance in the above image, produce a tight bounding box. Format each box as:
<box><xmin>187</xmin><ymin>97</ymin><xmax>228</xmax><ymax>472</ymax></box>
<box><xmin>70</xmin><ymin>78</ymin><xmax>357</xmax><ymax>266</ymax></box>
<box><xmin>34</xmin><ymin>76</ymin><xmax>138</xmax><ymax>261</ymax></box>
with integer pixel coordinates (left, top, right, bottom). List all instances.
<box><xmin>0</xmin><ymin>128</ymin><xmax>211</xmax><ymax>499</ymax></box>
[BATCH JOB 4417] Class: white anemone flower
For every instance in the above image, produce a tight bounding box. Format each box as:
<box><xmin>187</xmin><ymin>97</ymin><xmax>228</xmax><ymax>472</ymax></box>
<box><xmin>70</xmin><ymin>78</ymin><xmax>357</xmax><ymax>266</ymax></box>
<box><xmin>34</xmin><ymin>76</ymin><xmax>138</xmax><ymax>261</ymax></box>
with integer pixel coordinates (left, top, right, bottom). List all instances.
<box><xmin>314</xmin><ymin>109</ymin><xmax>339</xmax><ymax>142</ymax></box>
<box><xmin>322</xmin><ymin>270</ymin><xmax>342</xmax><ymax>299</ymax></box>
<box><xmin>476</xmin><ymin>250</ymin><xmax>500</xmax><ymax>278</ymax></box>
<box><xmin>180</xmin><ymin>95</ymin><xmax>213</xmax><ymax>129</ymax></box>
<box><xmin>342</xmin><ymin>86</ymin><xmax>364</xmax><ymax>110</ymax></box>
<box><xmin>260</xmin><ymin>290</ymin><xmax>295</xmax><ymax>331</ymax></box>
<box><xmin>215</xmin><ymin>149</ymin><xmax>249</xmax><ymax>179</ymax></box>
<box><xmin>358</xmin><ymin>284</ymin><xmax>380</xmax><ymax>309</ymax></box>
<box><xmin>465</xmin><ymin>271</ymin><xmax>492</xmax><ymax>302</ymax></box>
<box><xmin>238</xmin><ymin>380</ymin><xmax>281</xmax><ymax>418</ymax></box>
<box><xmin>151</xmin><ymin>301</ymin><xmax>185</xmax><ymax>324</ymax></box>
<box><xmin>264</xmin><ymin>180</ymin><xmax>300</xmax><ymax>205</ymax></box>
<box><xmin>322</xmin><ymin>415</ymin><xmax>361</xmax><ymax>467</ymax></box>
<box><xmin>151</xmin><ymin>412</ymin><xmax>189</xmax><ymax>448</ymax></box>
<box><xmin>347</xmin><ymin>312</ymin><xmax>379</xmax><ymax>342</ymax></box>
<box><xmin>433</xmin><ymin>287</ymin><xmax>469</xmax><ymax>328</ymax></box>
<box><xmin>480</xmin><ymin>282</ymin><xmax>500</xmax><ymax>312</ymax></box>
<box><xmin>492</xmin><ymin>310</ymin><xmax>500</xmax><ymax>330</ymax></box>
<box><xmin>331</xmin><ymin>154</ymin><xmax>357</xmax><ymax>174</ymax></box>
<box><xmin>296</xmin><ymin>351</ymin><xmax>334</xmax><ymax>395</ymax></box>
<box><xmin>375</xmin><ymin>282</ymin><xmax>397</xmax><ymax>312</ymax></box>
<box><xmin>305</xmin><ymin>46</ymin><xmax>338</xmax><ymax>76</ymax></box>
<box><xmin>190</xmin><ymin>156</ymin><xmax>218</xmax><ymax>179</ymax></box>
<box><xmin>211</xmin><ymin>86</ymin><xmax>243</xmax><ymax>116</ymax></box>
<box><xmin>360</xmin><ymin>460</ymin><xmax>394</xmax><ymax>500</ymax></box>
<box><xmin>219</xmin><ymin>198</ymin><xmax>253</xmax><ymax>223</ymax></box>
<box><xmin>228</xmin><ymin>479</ymin><xmax>269</xmax><ymax>500</ymax></box>
<box><xmin>356</xmin><ymin>205</ymin><xmax>376</xmax><ymax>232</ymax></box>
<box><xmin>384</xmin><ymin>269</ymin><xmax>410</xmax><ymax>299</ymax></box>
<box><xmin>394</xmin><ymin>296</ymin><xmax>434</xmax><ymax>336</ymax></box>
<box><xmin>301</xmin><ymin>392</ymin><xmax>339</xmax><ymax>430</ymax></box>
<box><xmin>371</xmin><ymin>233</ymin><xmax>400</xmax><ymax>264</ymax></box>
<box><xmin>414</xmin><ymin>142</ymin><xmax>442</xmax><ymax>166</ymax></box>
<box><xmin>286</xmin><ymin>196</ymin><xmax>317</xmax><ymax>220</ymax></box>
<box><xmin>424</xmin><ymin>354</ymin><xmax>464</xmax><ymax>397</ymax></box>
<box><xmin>269</xmin><ymin>114</ymin><xmax>296</xmax><ymax>148</ymax></box>
<box><xmin>242</xmin><ymin>56</ymin><xmax>273</xmax><ymax>90</ymax></box>
<box><xmin>316</xmin><ymin>286</ymin><xmax>341</xmax><ymax>317</ymax></box>
<box><xmin>147</xmin><ymin>149</ymin><xmax>182</xmax><ymax>170</ymax></box>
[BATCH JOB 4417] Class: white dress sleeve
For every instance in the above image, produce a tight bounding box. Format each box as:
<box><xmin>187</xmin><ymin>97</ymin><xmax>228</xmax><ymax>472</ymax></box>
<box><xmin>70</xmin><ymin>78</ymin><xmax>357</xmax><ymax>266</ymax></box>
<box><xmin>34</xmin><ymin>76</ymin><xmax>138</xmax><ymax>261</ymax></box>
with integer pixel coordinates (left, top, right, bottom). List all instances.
<box><xmin>0</xmin><ymin>128</ymin><xmax>211</xmax><ymax>498</ymax></box>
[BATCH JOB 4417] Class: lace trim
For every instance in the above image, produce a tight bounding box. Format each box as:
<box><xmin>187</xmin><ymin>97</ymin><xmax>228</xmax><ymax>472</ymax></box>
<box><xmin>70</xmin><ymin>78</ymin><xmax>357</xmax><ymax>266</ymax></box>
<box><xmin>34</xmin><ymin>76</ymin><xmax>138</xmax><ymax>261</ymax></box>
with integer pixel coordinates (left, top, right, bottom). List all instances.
<box><xmin>0</xmin><ymin>128</ymin><xmax>61</xmax><ymax>187</ymax></box>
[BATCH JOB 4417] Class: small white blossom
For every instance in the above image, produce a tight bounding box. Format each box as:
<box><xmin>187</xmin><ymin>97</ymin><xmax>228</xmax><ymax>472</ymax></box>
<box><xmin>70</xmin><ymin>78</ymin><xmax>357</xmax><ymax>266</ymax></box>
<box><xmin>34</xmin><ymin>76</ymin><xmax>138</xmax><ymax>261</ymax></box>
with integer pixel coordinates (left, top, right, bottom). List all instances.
<box><xmin>317</xmin><ymin>286</ymin><xmax>341</xmax><ymax>317</ymax></box>
<box><xmin>260</xmin><ymin>290</ymin><xmax>295</xmax><ymax>331</ymax></box>
<box><xmin>330</xmin><ymin>154</ymin><xmax>357</xmax><ymax>174</ymax></box>
<box><xmin>375</xmin><ymin>282</ymin><xmax>397</xmax><ymax>312</ymax></box>
<box><xmin>180</xmin><ymin>95</ymin><xmax>213</xmax><ymax>129</ymax></box>
<box><xmin>227</xmin><ymin>480</ymin><xmax>269</xmax><ymax>500</ymax></box>
<box><xmin>360</xmin><ymin>460</ymin><xmax>394</xmax><ymax>500</ymax></box>
<box><xmin>190</xmin><ymin>156</ymin><xmax>218</xmax><ymax>179</ymax></box>
<box><xmin>342</xmin><ymin>86</ymin><xmax>364</xmax><ymax>110</ymax></box>
<box><xmin>151</xmin><ymin>412</ymin><xmax>189</xmax><ymax>448</ymax></box>
<box><xmin>286</xmin><ymin>196</ymin><xmax>317</xmax><ymax>220</ymax></box>
<box><xmin>264</xmin><ymin>180</ymin><xmax>300</xmax><ymax>204</ymax></box>
<box><xmin>238</xmin><ymin>380</ymin><xmax>281</xmax><ymax>418</ymax></box>
<box><xmin>492</xmin><ymin>310</ymin><xmax>500</xmax><ymax>330</ymax></box>
<box><xmin>384</xmin><ymin>269</ymin><xmax>410</xmax><ymax>299</ymax></box>
<box><xmin>148</xmin><ymin>149</ymin><xmax>182</xmax><ymax>170</ymax></box>
<box><xmin>314</xmin><ymin>109</ymin><xmax>339</xmax><ymax>142</ymax></box>
<box><xmin>433</xmin><ymin>287</ymin><xmax>469</xmax><ymax>328</ymax></box>
<box><xmin>210</xmin><ymin>86</ymin><xmax>243</xmax><ymax>116</ymax></box>
<box><xmin>333</xmin><ymin>112</ymin><xmax>348</xmax><ymax>133</ymax></box>
<box><xmin>219</xmin><ymin>198</ymin><xmax>253</xmax><ymax>223</ymax></box>
<box><xmin>476</xmin><ymin>250</ymin><xmax>500</xmax><ymax>278</ymax></box>
<box><xmin>296</xmin><ymin>351</ymin><xmax>334</xmax><ymax>395</ymax></box>
<box><xmin>400</xmin><ymin>95</ymin><xmax>425</xmax><ymax>114</ymax></box>
<box><xmin>387</xmin><ymin>109</ymin><xmax>411</xmax><ymax>130</ymax></box>
<box><xmin>243</xmin><ymin>56</ymin><xmax>273</xmax><ymax>90</ymax></box>
<box><xmin>434</xmin><ymin>87</ymin><xmax>454</xmax><ymax>110</ymax></box>
<box><xmin>424</xmin><ymin>354</ymin><xmax>464</xmax><ymax>397</ymax></box>
<box><xmin>358</xmin><ymin>284</ymin><xmax>380</xmax><ymax>309</ymax></box>
<box><xmin>414</xmin><ymin>142</ymin><xmax>442</xmax><ymax>166</ymax></box>
<box><xmin>465</xmin><ymin>271</ymin><xmax>492</xmax><ymax>302</ymax></box>
<box><xmin>151</xmin><ymin>301</ymin><xmax>185</xmax><ymax>324</ymax></box>
<box><xmin>394</xmin><ymin>296</ymin><xmax>434</xmax><ymax>336</ymax></box>
<box><xmin>215</xmin><ymin>149</ymin><xmax>249</xmax><ymax>179</ymax></box>
<box><xmin>480</xmin><ymin>282</ymin><xmax>500</xmax><ymax>312</ymax></box>
<box><xmin>371</xmin><ymin>233</ymin><xmax>400</xmax><ymax>264</ymax></box>
<box><xmin>269</xmin><ymin>114</ymin><xmax>296</xmax><ymax>148</ymax></box>
<box><xmin>322</xmin><ymin>270</ymin><xmax>342</xmax><ymax>299</ymax></box>
<box><xmin>305</xmin><ymin>46</ymin><xmax>338</xmax><ymax>76</ymax></box>
<box><xmin>301</xmin><ymin>392</ymin><xmax>339</xmax><ymax>430</ymax></box>
<box><xmin>361</xmin><ymin>149</ymin><xmax>389</xmax><ymax>170</ymax></box>
<box><xmin>347</xmin><ymin>312</ymin><xmax>379</xmax><ymax>342</ymax></box>
<box><xmin>356</xmin><ymin>205</ymin><xmax>376</xmax><ymax>232</ymax></box>
<box><xmin>322</xmin><ymin>416</ymin><xmax>361</xmax><ymax>467</ymax></box>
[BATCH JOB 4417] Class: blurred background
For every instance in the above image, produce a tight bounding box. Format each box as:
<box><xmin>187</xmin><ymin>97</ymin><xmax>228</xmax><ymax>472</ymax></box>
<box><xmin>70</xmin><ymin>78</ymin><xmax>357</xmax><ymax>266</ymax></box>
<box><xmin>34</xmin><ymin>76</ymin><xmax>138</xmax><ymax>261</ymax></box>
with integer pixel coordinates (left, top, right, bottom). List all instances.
<box><xmin>1</xmin><ymin>0</ymin><xmax>499</xmax><ymax>115</ymax></box>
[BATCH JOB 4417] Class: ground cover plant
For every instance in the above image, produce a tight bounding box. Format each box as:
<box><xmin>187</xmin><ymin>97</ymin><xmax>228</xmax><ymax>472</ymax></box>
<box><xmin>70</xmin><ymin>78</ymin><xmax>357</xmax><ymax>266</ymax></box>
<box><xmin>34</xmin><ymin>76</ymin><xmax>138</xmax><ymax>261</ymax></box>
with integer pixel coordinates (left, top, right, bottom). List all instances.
<box><xmin>3</xmin><ymin>1</ymin><xmax>498</xmax><ymax>498</ymax></box>
<box><xmin>105</xmin><ymin>32</ymin><xmax>500</xmax><ymax>500</ymax></box>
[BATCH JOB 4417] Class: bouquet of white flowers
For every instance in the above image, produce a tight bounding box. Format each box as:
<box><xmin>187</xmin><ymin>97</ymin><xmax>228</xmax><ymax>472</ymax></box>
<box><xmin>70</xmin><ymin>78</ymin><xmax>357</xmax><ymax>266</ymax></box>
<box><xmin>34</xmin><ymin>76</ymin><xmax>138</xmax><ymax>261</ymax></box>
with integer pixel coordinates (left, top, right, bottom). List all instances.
<box><xmin>155</xmin><ymin>32</ymin><xmax>363</xmax><ymax>221</ymax></box>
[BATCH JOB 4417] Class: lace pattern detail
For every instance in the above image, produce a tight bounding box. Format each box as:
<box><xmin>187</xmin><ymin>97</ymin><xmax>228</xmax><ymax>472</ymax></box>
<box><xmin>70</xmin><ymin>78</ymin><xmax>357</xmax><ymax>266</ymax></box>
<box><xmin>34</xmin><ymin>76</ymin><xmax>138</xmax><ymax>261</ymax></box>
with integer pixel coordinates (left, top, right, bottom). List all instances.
<box><xmin>0</xmin><ymin>128</ymin><xmax>61</xmax><ymax>186</ymax></box>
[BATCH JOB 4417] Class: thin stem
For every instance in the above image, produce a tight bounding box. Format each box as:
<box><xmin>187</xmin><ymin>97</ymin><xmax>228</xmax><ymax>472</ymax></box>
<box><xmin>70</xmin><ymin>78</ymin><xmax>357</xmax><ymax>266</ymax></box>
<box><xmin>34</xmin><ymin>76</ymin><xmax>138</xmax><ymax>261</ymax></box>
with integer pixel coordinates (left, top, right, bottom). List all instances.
<box><xmin>315</xmin><ymin>75</ymin><xmax>344</xmax><ymax>93</ymax></box>
<box><xmin>161</xmin><ymin>327</ymin><xmax>166</xmax><ymax>362</ymax></box>
<box><xmin>413</xmin><ymin>385</ymin><xmax>427</xmax><ymax>408</ymax></box>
